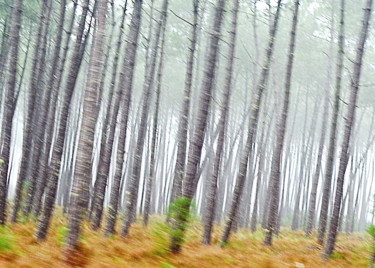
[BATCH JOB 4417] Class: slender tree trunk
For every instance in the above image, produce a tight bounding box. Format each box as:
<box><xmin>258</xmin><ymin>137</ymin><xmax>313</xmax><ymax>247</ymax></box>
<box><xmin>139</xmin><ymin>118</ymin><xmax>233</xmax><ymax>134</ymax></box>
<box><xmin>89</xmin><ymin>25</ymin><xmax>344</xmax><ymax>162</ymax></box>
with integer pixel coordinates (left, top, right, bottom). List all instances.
<box><xmin>317</xmin><ymin>0</ymin><xmax>345</xmax><ymax>244</ymax></box>
<box><xmin>169</xmin><ymin>0</ymin><xmax>225</xmax><ymax>253</ymax></box>
<box><xmin>35</xmin><ymin>0</ymin><xmax>92</xmax><ymax>241</ymax></box>
<box><xmin>104</xmin><ymin>0</ymin><xmax>143</xmax><ymax>236</ymax></box>
<box><xmin>66</xmin><ymin>0</ymin><xmax>107</xmax><ymax>250</ymax></box>
<box><xmin>221</xmin><ymin>0</ymin><xmax>282</xmax><ymax>246</ymax></box>
<box><xmin>90</xmin><ymin>1</ymin><xmax>128</xmax><ymax>230</ymax></box>
<box><xmin>323</xmin><ymin>0</ymin><xmax>373</xmax><ymax>259</ymax></box>
<box><xmin>263</xmin><ymin>0</ymin><xmax>299</xmax><ymax>246</ymax></box>
<box><xmin>10</xmin><ymin>0</ymin><xmax>49</xmax><ymax>223</ymax></box>
<box><xmin>201</xmin><ymin>0</ymin><xmax>239</xmax><ymax>245</ymax></box>
<box><xmin>0</xmin><ymin>0</ymin><xmax>23</xmax><ymax>225</ymax></box>
<box><xmin>143</xmin><ymin>6</ymin><xmax>168</xmax><ymax>226</ymax></box>
<box><xmin>169</xmin><ymin>0</ymin><xmax>199</xmax><ymax>207</ymax></box>
<box><xmin>121</xmin><ymin>0</ymin><xmax>168</xmax><ymax>237</ymax></box>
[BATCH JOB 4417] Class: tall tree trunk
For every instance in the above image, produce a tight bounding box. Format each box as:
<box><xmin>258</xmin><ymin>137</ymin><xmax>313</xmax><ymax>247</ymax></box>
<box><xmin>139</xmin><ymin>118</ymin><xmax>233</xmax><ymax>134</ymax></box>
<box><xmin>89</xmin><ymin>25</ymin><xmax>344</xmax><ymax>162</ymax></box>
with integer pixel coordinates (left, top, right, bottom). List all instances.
<box><xmin>317</xmin><ymin>0</ymin><xmax>345</xmax><ymax>244</ymax></box>
<box><xmin>323</xmin><ymin>0</ymin><xmax>373</xmax><ymax>259</ymax></box>
<box><xmin>66</xmin><ymin>0</ymin><xmax>107</xmax><ymax>250</ymax></box>
<box><xmin>10</xmin><ymin>0</ymin><xmax>49</xmax><ymax>223</ymax></box>
<box><xmin>169</xmin><ymin>0</ymin><xmax>225</xmax><ymax>253</ymax></box>
<box><xmin>90</xmin><ymin>0</ymin><xmax>128</xmax><ymax>231</ymax></box>
<box><xmin>121</xmin><ymin>0</ymin><xmax>169</xmax><ymax>237</ymax></box>
<box><xmin>0</xmin><ymin>0</ymin><xmax>23</xmax><ymax>225</ymax></box>
<box><xmin>31</xmin><ymin>0</ymin><xmax>67</xmax><ymax>218</ymax></box>
<box><xmin>143</xmin><ymin>5</ymin><xmax>168</xmax><ymax>226</ymax></box>
<box><xmin>104</xmin><ymin>0</ymin><xmax>143</xmax><ymax>236</ymax></box>
<box><xmin>201</xmin><ymin>0</ymin><xmax>239</xmax><ymax>245</ymax></box>
<box><xmin>35</xmin><ymin>0</ymin><xmax>92</xmax><ymax>241</ymax></box>
<box><xmin>263</xmin><ymin>0</ymin><xmax>299</xmax><ymax>246</ymax></box>
<box><xmin>221</xmin><ymin>0</ymin><xmax>282</xmax><ymax>246</ymax></box>
<box><xmin>169</xmin><ymin>0</ymin><xmax>199</xmax><ymax>207</ymax></box>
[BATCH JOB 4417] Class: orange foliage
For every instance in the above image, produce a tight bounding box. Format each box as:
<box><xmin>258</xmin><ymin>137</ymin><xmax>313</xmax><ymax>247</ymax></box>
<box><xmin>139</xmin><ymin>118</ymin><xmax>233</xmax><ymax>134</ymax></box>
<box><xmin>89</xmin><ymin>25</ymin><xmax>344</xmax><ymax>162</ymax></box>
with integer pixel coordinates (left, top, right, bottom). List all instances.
<box><xmin>0</xmin><ymin>216</ymin><xmax>371</xmax><ymax>268</ymax></box>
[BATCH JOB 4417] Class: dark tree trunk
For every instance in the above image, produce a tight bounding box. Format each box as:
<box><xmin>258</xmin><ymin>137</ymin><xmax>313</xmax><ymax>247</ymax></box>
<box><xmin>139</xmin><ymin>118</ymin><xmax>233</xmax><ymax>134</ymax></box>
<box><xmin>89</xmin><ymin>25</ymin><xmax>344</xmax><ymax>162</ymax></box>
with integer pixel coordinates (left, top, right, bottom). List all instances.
<box><xmin>143</xmin><ymin>5</ymin><xmax>168</xmax><ymax>226</ymax></box>
<box><xmin>66</xmin><ymin>0</ymin><xmax>108</xmax><ymax>250</ymax></box>
<box><xmin>263</xmin><ymin>0</ymin><xmax>299</xmax><ymax>246</ymax></box>
<box><xmin>169</xmin><ymin>0</ymin><xmax>225</xmax><ymax>253</ymax></box>
<box><xmin>221</xmin><ymin>0</ymin><xmax>282</xmax><ymax>246</ymax></box>
<box><xmin>35</xmin><ymin>0</ymin><xmax>92</xmax><ymax>241</ymax></box>
<box><xmin>31</xmin><ymin>0</ymin><xmax>67</xmax><ymax>218</ymax></box>
<box><xmin>323</xmin><ymin>0</ymin><xmax>373</xmax><ymax>259</ymax></box>
<box><xmin>90</xmin><ymin>0</ymin><xmax>129</xmax><ymax>231</ymax></box>
<box><xmin>104</xmin><ymin>0</ymin><xmax>143</xmax><ymax>236</ymax></box>
<box><xmin>10</xmin><ymin>0</ymin><xmax>49</xmax><ymax>223</ymax></box>
<box><xmin>317</xmin><ymin>0</ymin><xmax>345</xmax><ymax>245</ymax></box>
<box><xmin>0</xmin><ymin>0</ymin><xmax>23</xmax><ymax>225</ymax></box>
<box><xmin>121</xmin><ymin>0</ymin><xmax>168</xmax><ymax>237</ymax></box>
<box><xmin>201</xmin><ymin>0</ymin><xmax>239</xmax><ymax>245</ymax></box>
<box><xmin>169</xmin><ymin>0</ymin><xmax>199</xmax><ymax>207</ymax></box>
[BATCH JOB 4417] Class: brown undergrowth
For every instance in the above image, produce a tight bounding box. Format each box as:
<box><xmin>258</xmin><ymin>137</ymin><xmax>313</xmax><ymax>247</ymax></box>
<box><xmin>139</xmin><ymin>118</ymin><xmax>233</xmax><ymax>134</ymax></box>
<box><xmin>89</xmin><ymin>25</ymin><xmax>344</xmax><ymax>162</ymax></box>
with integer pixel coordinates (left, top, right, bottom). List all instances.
<box><xmin>0</xmin><ymin>215</ymin><xmax>371</xmax><ymax>267</ymax></box>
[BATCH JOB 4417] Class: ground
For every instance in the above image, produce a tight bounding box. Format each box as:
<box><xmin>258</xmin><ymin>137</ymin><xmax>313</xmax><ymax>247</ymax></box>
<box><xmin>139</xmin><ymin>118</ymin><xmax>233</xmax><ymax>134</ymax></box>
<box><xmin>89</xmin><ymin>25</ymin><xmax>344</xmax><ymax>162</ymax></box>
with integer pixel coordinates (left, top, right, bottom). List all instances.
<box><xmin>0</xmin><ymin>216</ymin><xmax>372</xmax><ymax>267</ymax></box>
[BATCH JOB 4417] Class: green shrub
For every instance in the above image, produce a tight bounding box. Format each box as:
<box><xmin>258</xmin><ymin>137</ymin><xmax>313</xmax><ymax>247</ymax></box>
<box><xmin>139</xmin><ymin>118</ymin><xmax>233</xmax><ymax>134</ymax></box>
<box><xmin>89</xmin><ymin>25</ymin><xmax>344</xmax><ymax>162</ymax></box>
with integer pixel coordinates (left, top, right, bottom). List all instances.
<box><xmin>0</xmin><ymin>226</ymin><xmax>15</xmax><ymax>254</ymax></box>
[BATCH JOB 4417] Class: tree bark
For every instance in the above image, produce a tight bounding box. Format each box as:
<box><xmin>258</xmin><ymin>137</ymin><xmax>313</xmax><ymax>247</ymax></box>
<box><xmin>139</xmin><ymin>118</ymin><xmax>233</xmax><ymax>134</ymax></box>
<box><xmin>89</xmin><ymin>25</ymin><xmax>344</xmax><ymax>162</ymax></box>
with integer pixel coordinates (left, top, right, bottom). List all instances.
<box><xmin>263</xmin><ymin>0</ymin><xmax>299</xmax><ymax>246</ymax></box>
<box><xmin>201</xmin><ymin>0</ymin><xmax>239</xmax><ymax>245</ymax></box>
<box><xmin>323</xmin><ymin>0</ymin><xmax>373</xmax><ymax>259</ymax></box>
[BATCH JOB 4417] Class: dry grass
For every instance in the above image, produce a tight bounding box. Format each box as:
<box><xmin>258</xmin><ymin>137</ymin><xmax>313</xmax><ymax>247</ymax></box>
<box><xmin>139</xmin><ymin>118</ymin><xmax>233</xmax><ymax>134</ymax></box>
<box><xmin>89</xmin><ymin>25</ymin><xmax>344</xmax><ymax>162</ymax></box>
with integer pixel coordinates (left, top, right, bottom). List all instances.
<box><xmin>0</xmin><ymin>216</ymin><xmax>371</xmax><ymax>268</ymax></box>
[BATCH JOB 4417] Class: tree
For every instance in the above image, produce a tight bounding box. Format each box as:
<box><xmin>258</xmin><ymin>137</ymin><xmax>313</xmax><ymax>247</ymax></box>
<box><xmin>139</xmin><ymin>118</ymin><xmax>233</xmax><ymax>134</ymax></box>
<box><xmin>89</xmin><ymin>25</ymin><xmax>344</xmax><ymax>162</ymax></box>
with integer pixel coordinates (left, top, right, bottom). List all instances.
<box><xmin>121</xmin><ymin>0</ymin><xmax>169</xmax><ymax>237</ymax></box>
<box><xmin>35</xmin><ymin>0</ymin><xmax>92</xmax><ymax>241</ymax></box>
<box><xmin>0</xmin><ymin>0</ymin><xmax>23</xmax><ymax>225</ymax></box>
<box><xmin>323</xmin><ymin>0</ymin><xmax>373</xmax><ymax>259</ymax></box>
<box><xmin>169</xmin><ymin>0</ymin><xmax>226</xmax><ymax>253</ymax></box>
<box><xmin>221</xmin><ymin>0</ymin><xmax>282</xmax><ymax>246</ymax></box>
<box><xmin>264</xmin><ymin>0</ymin><xmax>300</xmax><ymax>246</ymax></box>
<box><xmin>65</xmin><ymin>0</ymin><xmax>108</xmax><ymax>250</ymax></box>
<box><xmin>169</xmin><ymin>0</ymin><xmax>199</xmax><ymax>205</ymax></box>
<box><xmin>201</xmin><ymin>0</ymin><xmax>239</xmax><ymax>245</ymax></box>
<box><xmin>104</xmin><ymin>0</ymin><xmax>144</xmax><ymax>236</ymax></box>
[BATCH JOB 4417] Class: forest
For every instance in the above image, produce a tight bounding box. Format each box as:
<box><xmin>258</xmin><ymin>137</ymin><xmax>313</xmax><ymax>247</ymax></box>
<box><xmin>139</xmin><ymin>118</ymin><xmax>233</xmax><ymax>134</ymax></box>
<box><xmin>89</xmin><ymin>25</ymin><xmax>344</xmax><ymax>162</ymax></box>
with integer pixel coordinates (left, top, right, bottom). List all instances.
<box><xmin>0</xmin><ymin>0</ymin><xmax>374</xmax><ymax>267</ymax></box>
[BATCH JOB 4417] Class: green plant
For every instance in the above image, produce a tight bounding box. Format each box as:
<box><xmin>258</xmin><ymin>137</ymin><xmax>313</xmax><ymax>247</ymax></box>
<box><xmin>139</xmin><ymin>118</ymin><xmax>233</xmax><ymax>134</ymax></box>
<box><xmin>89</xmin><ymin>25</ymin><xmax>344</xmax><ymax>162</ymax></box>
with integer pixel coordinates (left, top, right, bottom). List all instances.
<box><xmin>0</xmin><ymin>226</ymin><xmax>15</xmax><ymax>254</ymax></box>
<box><xmin>150</xmin><ymin>197</ymin><xmax>193</xmax><ymax>254</ymax></box>
<box><xmin>367</xmin><ymin>194</ymin><xmax>375</xmax><ymax>264</ymax></box>
<box><xmin>168</xmin><ymin>197</ymin><xmax>192</xmax><ymax>250</ymax></box>
<box><xmin>56</xmin><ymin>225</ymin><xmax>69</xmax><ymax>246</ymax></box>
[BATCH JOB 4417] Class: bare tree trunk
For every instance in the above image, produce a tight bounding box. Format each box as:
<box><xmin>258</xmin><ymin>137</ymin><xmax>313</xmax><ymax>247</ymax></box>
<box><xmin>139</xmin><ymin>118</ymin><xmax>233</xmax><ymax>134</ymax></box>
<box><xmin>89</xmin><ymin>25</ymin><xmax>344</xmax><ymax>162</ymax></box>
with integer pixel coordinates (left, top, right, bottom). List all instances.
<box><xmin>201</xmin><ymin>0</ymin><xmax>239</xmax><ymax>245</ymax></box>
<box><xmin>104</xmin><ymin>0</ymin><xmax>144</xmax><ymax>236</ymax></box>
<box><xmin>0</xmin><ymin>0</ymin><xmax>23</xmax><ymax>225</ymax></box>
<box><xmin>35</xmin><ymin>0</ymin><xmax>92</xmax><ymax>241</ymax></box>
<box><xmin>121</xmin><ymin>0</ymin><xmax>168</xmax><ymax>237</ymax></box>
<box><xmin>66</xmin><ymin>0</ymin><xmax>107</xmax><ymax>250</ymax></box>
<box><xmin>323</xmin><ymin>0</ymin><xmax>373</xmax><ymax>259</ymax></box>
<box><xmin>169</xmin><ymin>0</ymin><xmax>199</xmax><ymax>206</ymax></box>
<box><xmin>264</xmin><ymin>0</ymin><xmax>299</xmax><ymax>246</ymax></box>
<box><xmin>10</xmin><ymin>0</ymin><xmax>49</xmax><ymax>223</ymax></box>
<box><xmin>317</xmin><ymin>0</ymin><xmax>345</xmax><ymax>244</ymax></box>
<box><xmin>143</xmin><ymin>5</ymin><xmax>168</xmax><ymax>226</ymax></box>
<box><xmin>90</xmin><ymin>0</ymin><xmax>128</xmax><ymax>230</ymax></box>
<box><xmin>169</xmin><ymin>0</ymin><xmax>225</xmax><ymax>253</ymax></box>
<box><xmin>221</xmin><ymin>0</ymin><xmax>282</xmax><ymax>246</ymax></box>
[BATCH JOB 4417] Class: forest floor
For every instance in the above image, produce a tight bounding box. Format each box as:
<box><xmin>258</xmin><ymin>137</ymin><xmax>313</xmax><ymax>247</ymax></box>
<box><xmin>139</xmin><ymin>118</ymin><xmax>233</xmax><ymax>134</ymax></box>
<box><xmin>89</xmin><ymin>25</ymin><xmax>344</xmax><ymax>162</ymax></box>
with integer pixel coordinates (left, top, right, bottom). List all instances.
<box><xmin>0</xmin><ymin>215</ymin><xmax>372</xmax><ymax>268</ymax></box>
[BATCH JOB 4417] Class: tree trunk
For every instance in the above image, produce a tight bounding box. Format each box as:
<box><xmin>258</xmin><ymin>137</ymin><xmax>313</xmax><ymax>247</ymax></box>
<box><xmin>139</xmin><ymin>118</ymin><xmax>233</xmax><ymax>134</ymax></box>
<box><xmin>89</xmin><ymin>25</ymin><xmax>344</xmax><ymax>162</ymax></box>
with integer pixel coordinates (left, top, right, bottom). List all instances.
<box><xmin>169</xmin><ymin>0</ymin><xmax>225</xmax><ymax>253</ymax></box>
<box><xmin>66</xmin><ymin>0</ymin><xmax>107</xmax><ymax>250</ymax></box>
<box><xmin>221</xmin><ymin>0</ymin><xmax>282</xmax><ymax>246</ymax></box>
<box><xmin>201</xmin><ymin>0</ymin><xmax>239</xmax><ymax>245</ymax></box>
<box><xmin>323</xmin><ymin>0</ymin><xmax>372</xmax><ymax>259</ymax></box>
<box><xmin>104</xmin><ymin>0</ymin><xmax>144</xmax><ymax>236</ymax></box>
<box><xmin>121</xmin><ymin>0</ymin><xmax>168</xmax><ymax>237</ymax></box>
<box><xmin>169</xmin><ymin>0</ymin><xmax>199</xmax><ymax>207</ymax></box>
<box><xmin>35</xmin><ymin>0</ymin><xmax>92</xmax><ymax>241</ymax></box>
<box><xmin>317</xmin><ymin>0</ymin><xmax>345</xmax><ymax>245</ymax></box>
<box><xmin>0</xmin><ymin>0</ymin><xmax>23</xmax><ymax>225</ymax></box>
<box><xmin>263</xmin><ymin>0</ymin><xmax>299</xmax><ymax>246</ymax></box>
